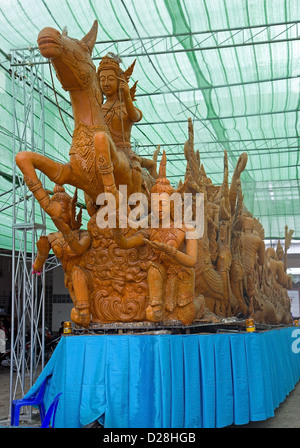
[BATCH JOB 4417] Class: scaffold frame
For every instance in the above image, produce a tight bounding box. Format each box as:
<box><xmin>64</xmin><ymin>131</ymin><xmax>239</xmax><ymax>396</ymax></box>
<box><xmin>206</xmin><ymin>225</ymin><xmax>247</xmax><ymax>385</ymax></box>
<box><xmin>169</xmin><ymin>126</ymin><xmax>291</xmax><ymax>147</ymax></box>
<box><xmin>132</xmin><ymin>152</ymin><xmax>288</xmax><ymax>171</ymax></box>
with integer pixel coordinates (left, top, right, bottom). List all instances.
<box><xmin>9</xmin><ymin>46</ymin><xmax>47</xmax><ymax>418</ymax></box>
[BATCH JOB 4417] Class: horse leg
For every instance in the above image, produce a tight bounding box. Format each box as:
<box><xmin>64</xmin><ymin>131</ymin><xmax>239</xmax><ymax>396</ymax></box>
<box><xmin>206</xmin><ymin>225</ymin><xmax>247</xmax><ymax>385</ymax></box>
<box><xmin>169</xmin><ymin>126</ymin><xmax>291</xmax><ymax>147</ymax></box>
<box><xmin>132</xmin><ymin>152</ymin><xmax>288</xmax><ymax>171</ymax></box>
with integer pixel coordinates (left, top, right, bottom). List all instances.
<box><xmin>94</xmin><ymin>132</ymin><xmax>121</xmax><ymax>206</ymax></box>
<box><xmin>15</xmin><ymin>151</ymin><xmax>74</xmax><ymax>218</ymax></box>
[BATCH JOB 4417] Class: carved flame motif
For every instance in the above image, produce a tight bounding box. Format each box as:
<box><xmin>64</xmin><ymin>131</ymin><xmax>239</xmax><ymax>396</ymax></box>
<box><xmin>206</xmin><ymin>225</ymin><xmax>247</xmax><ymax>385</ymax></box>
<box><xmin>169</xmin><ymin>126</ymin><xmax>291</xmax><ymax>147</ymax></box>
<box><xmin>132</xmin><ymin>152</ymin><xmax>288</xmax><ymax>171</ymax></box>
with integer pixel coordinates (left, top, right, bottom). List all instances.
<box><xmin>84</xmin><ymin>215</ymin><xmax>156</xmax><ymax>323</ymax></box>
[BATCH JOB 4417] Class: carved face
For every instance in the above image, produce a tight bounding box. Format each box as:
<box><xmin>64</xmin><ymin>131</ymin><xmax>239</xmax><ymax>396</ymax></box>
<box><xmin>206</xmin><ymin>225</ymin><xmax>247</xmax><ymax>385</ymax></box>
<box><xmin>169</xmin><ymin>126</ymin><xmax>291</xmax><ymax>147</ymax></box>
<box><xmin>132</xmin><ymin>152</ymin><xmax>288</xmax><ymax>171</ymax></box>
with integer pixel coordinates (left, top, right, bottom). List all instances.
<box><xmin>37</xmin><ymin>27</ymin><xmax>64</xmax><ymax>59</ymax></box>
<box><xmin>276</xmin><ymin>246</ymin><xmax>284</xmax><ymax>260</ymax></box>
<box><xmin>51</xmin><ymin>194</ymin><xmax>71</xmax><ymax>225</ymax></box>
<box><xmin>99</xmin><ymin>69</ymin><xmax>119</xmax><ymax>97</ymax></box>
<box><xmin>266</xmin><ymin>247</ymin><xmax>276</xmax><ymax>260</ymax></box>
<box><xmin>37</xmin><ymin>22</ymin><xmax>98</xmax><ymax>91</ymax></box>
<box><xmin>152</xmin><ymin>193</ymin><xmax>171</xmax><ymax>223</ymax></box>
<box><xmin>60</xmin><ymin>198</ymin><xmax>71</xmax><ymax>225</ymax></box>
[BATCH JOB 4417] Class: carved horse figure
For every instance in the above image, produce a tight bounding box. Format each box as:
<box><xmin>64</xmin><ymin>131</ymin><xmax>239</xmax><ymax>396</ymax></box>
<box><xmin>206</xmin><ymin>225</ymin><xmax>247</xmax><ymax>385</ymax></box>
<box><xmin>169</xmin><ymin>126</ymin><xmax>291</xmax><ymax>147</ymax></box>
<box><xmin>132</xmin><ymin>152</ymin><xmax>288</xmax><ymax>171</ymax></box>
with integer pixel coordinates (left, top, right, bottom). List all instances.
<box><xmin>15</xmin><ymin>21</ymin><xmax>153</xmax><ymax>220</ymax></box>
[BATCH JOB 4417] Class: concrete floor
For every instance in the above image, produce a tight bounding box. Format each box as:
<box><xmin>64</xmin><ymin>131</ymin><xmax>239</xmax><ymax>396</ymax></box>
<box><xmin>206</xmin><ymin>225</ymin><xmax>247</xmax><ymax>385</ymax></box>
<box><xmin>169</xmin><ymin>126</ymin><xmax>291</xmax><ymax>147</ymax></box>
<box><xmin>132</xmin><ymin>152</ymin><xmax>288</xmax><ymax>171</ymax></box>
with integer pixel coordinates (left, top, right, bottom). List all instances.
<box><xmin>0</xmin><ymin>366</ymin><xmax>43</xmax><ymax>427</ymax></box>
<box><xmin>230</xmin><ymin>380</ymin><xmax>300</xmax><ymax>428</ymax></box>
<box><xmin>1</xmin><ymin>366</ymin><xmax>300</xmax><ymax>428</ymax></box>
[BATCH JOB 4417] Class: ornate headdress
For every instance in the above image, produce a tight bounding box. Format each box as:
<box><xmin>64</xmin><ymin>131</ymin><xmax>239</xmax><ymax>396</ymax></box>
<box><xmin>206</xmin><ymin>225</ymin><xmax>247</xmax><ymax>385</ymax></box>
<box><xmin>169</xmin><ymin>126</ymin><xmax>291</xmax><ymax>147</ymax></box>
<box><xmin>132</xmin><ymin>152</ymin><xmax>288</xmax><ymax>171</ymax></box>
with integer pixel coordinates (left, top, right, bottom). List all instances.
<box><xmin>51</xmin><ymin>185</ymin><xmax>82</xmax><ymax>230</ymax></box>
<box><xmin>97</xmin><ymin>53</ymin><xmax>138</xmax><ymax>100</ymax></box>
<box><xmin>97</xmin><ymin>53</ymin><xmax>123</xmax><ymax>76</ymax></box>
<box><xmin>276</xmin><ymin>240</ymin><xmax>284</xmax><ymax>260</ymax></box>
<box><xmin>151</xmin><ymin>150</ymin><xmax>175</xmax><ymax>195</ymax></box>
<box><xmin>52</xmin><ymin>184</ymin><xmax>71</xmax><ymax>203</ymax></box>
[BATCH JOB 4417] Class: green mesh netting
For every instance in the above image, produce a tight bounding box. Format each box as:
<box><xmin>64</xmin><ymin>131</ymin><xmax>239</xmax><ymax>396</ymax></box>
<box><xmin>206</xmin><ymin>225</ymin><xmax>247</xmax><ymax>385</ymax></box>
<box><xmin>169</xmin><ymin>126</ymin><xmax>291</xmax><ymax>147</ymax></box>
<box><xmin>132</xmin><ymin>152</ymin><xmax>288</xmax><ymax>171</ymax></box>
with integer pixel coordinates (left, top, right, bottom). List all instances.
<box><xmin>0</xmin><ymin>0</ymin><xmax>299</xmax><ymax>250</ymax></box>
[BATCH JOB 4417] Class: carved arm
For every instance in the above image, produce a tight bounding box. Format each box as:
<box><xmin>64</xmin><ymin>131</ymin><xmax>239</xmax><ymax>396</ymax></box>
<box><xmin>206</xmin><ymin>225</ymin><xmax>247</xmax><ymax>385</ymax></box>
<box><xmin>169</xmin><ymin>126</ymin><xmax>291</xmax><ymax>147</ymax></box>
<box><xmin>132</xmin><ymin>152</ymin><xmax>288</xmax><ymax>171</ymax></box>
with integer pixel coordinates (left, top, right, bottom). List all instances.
<box><xmin>52</xmin><ymin>218</ymin><xmax>91</xmax><ymax>255</ymax></box>
<box><xmin>118</xmin><ymin>77</ymin><xmax>142</xmax><ymax>122</ymax></box>
<box><xmin>32</xmin><ymin>236</ymin><xmax>51</xmax><ymax>274</ymax></box>
<box><xmin>113</xmin><ymin>227</ymin><xmax>146</xmax><ymax>249</ymax></box>
<box><xmin>143</xmin><ymin>237</ymin><xmax>198</xmax><ymax>268</ymax></box>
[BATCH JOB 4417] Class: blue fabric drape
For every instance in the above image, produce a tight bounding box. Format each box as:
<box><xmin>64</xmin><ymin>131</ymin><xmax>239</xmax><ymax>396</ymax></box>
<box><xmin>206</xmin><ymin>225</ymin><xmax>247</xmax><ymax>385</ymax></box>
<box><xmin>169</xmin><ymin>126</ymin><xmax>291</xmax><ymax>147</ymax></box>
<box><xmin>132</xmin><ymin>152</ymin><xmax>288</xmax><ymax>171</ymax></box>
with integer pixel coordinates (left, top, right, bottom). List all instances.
<box><xmin>24</xmin><ymin>327</ymin><xmax>300</xmax><ymax>428</ymax></box>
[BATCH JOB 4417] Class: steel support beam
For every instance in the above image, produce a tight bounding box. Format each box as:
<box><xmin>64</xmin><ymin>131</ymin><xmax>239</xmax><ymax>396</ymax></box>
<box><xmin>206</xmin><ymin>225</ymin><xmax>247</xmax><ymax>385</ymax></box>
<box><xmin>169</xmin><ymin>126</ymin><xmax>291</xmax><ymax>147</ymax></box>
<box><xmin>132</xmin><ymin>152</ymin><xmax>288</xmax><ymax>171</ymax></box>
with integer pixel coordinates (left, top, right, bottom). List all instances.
<box><xmin>135</xmin><ymin>109</ymin><xmax>298</xmax><ymax>127</ymax></box>
<box><xmin>134</xmin><ymin>136</ymin><xmax>298</xmax><ymax>147</ymax></box>
<box><xmin>10</xmin><ymin>47</ymin><xmax>46</xmax><ymax>420</ymax></box>
<box><xmin>94</xmin><ymin>37</ymin><xmax>299</xmax><ymax>59</ymax></box>
<box><xmin>95</xmin><ymin>20</ymin><xmax>300</xmax><ymax>45</ymax></box>
<box><xmin>138</xmin><ymin>147</ymin><xmax>299</xmax><ymax>158</ymax></box>
<box><xmin>166</xmin><ymin>163</ymin><xmax>299</xmax><ymax>178</ymax></box>
<box><xmin>135</xmin><ymin>75</ymin><xmax>299</xmax><ymax>97</ymax></box>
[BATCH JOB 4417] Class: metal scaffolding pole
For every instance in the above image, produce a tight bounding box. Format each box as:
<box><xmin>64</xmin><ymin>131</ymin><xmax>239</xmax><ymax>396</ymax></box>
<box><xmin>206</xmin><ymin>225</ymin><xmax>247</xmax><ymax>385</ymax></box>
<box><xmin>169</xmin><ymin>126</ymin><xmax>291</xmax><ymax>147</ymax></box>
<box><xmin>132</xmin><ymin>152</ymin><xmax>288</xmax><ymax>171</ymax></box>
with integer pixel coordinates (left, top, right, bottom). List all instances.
<box><xmin>10</xmin><ymin>47</ymin><xmax>46</xmax><ymax>419</ymax></box>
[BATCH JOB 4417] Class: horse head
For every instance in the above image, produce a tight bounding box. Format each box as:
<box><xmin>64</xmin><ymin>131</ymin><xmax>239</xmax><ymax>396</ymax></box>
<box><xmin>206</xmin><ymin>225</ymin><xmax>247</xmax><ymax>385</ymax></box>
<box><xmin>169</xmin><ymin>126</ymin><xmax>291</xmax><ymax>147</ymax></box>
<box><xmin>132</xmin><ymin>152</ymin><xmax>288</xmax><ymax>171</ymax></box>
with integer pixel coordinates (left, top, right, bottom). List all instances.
<box><xmin>37</xmin><ymin>21</ymin><xmax>99</xmax><ymax>93</ymax></box>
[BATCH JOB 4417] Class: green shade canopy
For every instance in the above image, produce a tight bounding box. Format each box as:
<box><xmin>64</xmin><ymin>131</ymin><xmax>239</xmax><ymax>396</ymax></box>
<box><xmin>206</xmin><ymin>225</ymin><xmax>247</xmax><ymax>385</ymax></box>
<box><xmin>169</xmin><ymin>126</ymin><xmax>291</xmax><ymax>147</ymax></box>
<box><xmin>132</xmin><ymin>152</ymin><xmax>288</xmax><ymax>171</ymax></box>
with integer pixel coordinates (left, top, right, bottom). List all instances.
<box><xmin>0</xmin><ymin>0</ymin><xmax>299</xmax><ymax>250</ymax></box>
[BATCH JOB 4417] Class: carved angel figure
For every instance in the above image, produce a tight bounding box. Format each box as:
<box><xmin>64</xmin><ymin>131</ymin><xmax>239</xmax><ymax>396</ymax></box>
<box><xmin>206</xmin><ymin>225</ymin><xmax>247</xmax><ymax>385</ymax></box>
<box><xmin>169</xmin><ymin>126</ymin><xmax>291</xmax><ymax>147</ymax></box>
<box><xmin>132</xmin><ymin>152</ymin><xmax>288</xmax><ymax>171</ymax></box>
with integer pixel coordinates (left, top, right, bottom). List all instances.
<box><xmin>33</xmin><ymin>186</ymin><xmax>93</xmax><ymax>327</ymax></box>
<box><xmin>97</xmin><ymin>53</ymin><xmax>158</xmax><ymax>179</ymax></box>
<box><xmin>113</xmin><ymin>151</ymin><xmax>202</xmax><ymax>325</ymax></box>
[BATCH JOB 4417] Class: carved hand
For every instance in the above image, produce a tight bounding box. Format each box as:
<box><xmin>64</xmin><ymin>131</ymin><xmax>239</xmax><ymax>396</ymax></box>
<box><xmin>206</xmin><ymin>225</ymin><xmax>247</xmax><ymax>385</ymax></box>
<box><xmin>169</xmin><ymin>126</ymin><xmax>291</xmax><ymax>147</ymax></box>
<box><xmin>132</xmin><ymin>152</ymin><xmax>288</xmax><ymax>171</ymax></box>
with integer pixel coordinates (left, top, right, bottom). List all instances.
<box><xmin>36</xmin><ymin>235</ymin><xmax>51</xmax><ymax>257</ymax></box>
<box><xmin>33</xmin><ymin>236</ymin><xmax>50</xmax><ymax>274</ymax></box>
<box><xmin>52</xmin><ymin>217</ymin><xmax>71</xmax><ymax>235</ymax></box>
<box><xmin>143</xmin><ymin>239</ymin><xmax>177</xmax><ymax>257</ymax></box>
<box><xmin>118</xmin><ymin>77</ymin><xmax>130</xmax><ymax>98</ymax></box>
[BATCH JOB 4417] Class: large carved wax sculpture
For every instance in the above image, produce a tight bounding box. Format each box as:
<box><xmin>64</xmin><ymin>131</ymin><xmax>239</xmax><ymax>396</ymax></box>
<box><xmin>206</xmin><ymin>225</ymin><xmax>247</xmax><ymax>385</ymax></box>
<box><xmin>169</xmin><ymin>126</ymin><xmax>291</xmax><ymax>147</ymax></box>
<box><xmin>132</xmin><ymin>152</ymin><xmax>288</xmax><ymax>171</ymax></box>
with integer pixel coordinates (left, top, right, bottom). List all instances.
<box><xmin>17</xmin><ymin>21</ymin><xmax>293</xmax><ymax>328</ymax></box>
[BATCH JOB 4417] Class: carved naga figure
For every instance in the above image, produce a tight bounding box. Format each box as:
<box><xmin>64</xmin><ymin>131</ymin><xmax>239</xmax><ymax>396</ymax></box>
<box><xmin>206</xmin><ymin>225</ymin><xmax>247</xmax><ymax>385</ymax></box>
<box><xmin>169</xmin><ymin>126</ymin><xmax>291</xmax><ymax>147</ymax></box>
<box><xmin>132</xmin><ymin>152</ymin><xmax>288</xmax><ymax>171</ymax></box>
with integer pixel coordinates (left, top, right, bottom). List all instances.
<box><xmin>265</xmin><ymin>247</ymin><xmax>285</xmax><ymax>289</ymax></box>
<box><xmin>182</xmin><ymin>120</ymin><xmax>224</xmax><ymax>314</ymax></box>
<box><xmin>215</xmin><ymin>151</ymin><xmax>235</xmax><ymax>316</ymax></box>
<box><xmin>229</xmin><ymin>181</ymin><xmax>248</xmax><ymax>315</ymax></box>
<box><xmin>276</xmin><ymin>240</ymin><xmax>292</xmax><ymax>289</ymax></box>
<box><xmin>15</xmin><ymin>21</ymin><xmax>155</xmax><ymax>222</ymax></box>
<box><xmin>241</xmin><ymin>215</ymin><xmax>265</xmax><ymax>312</ymax></box>
<box><xmin>183</xmin><ymin>120</ymin><xmax>248</xmax><ymax>317</ymax></box>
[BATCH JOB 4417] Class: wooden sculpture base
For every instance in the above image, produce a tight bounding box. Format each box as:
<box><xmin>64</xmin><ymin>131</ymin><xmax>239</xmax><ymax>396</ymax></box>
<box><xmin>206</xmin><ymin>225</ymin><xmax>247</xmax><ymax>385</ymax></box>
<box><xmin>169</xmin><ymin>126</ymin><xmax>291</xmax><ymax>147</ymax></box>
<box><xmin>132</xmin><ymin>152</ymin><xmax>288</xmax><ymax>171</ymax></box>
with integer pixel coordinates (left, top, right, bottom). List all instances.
<box><xmin>73</xmin><ymin>316</ymin><xmax>287</xmax><ymax>335</ymax></box>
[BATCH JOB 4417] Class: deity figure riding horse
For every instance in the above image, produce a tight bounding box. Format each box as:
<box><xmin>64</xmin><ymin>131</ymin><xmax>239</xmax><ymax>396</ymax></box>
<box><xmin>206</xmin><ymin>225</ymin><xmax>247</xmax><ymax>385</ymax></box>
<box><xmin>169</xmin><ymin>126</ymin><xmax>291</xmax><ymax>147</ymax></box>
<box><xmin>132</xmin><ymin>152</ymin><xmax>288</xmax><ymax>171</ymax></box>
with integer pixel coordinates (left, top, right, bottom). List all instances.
<box><xmin>15</xmin><ymin>21</ymin><xmax>155</xmax><ymax>222</ymax></box>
